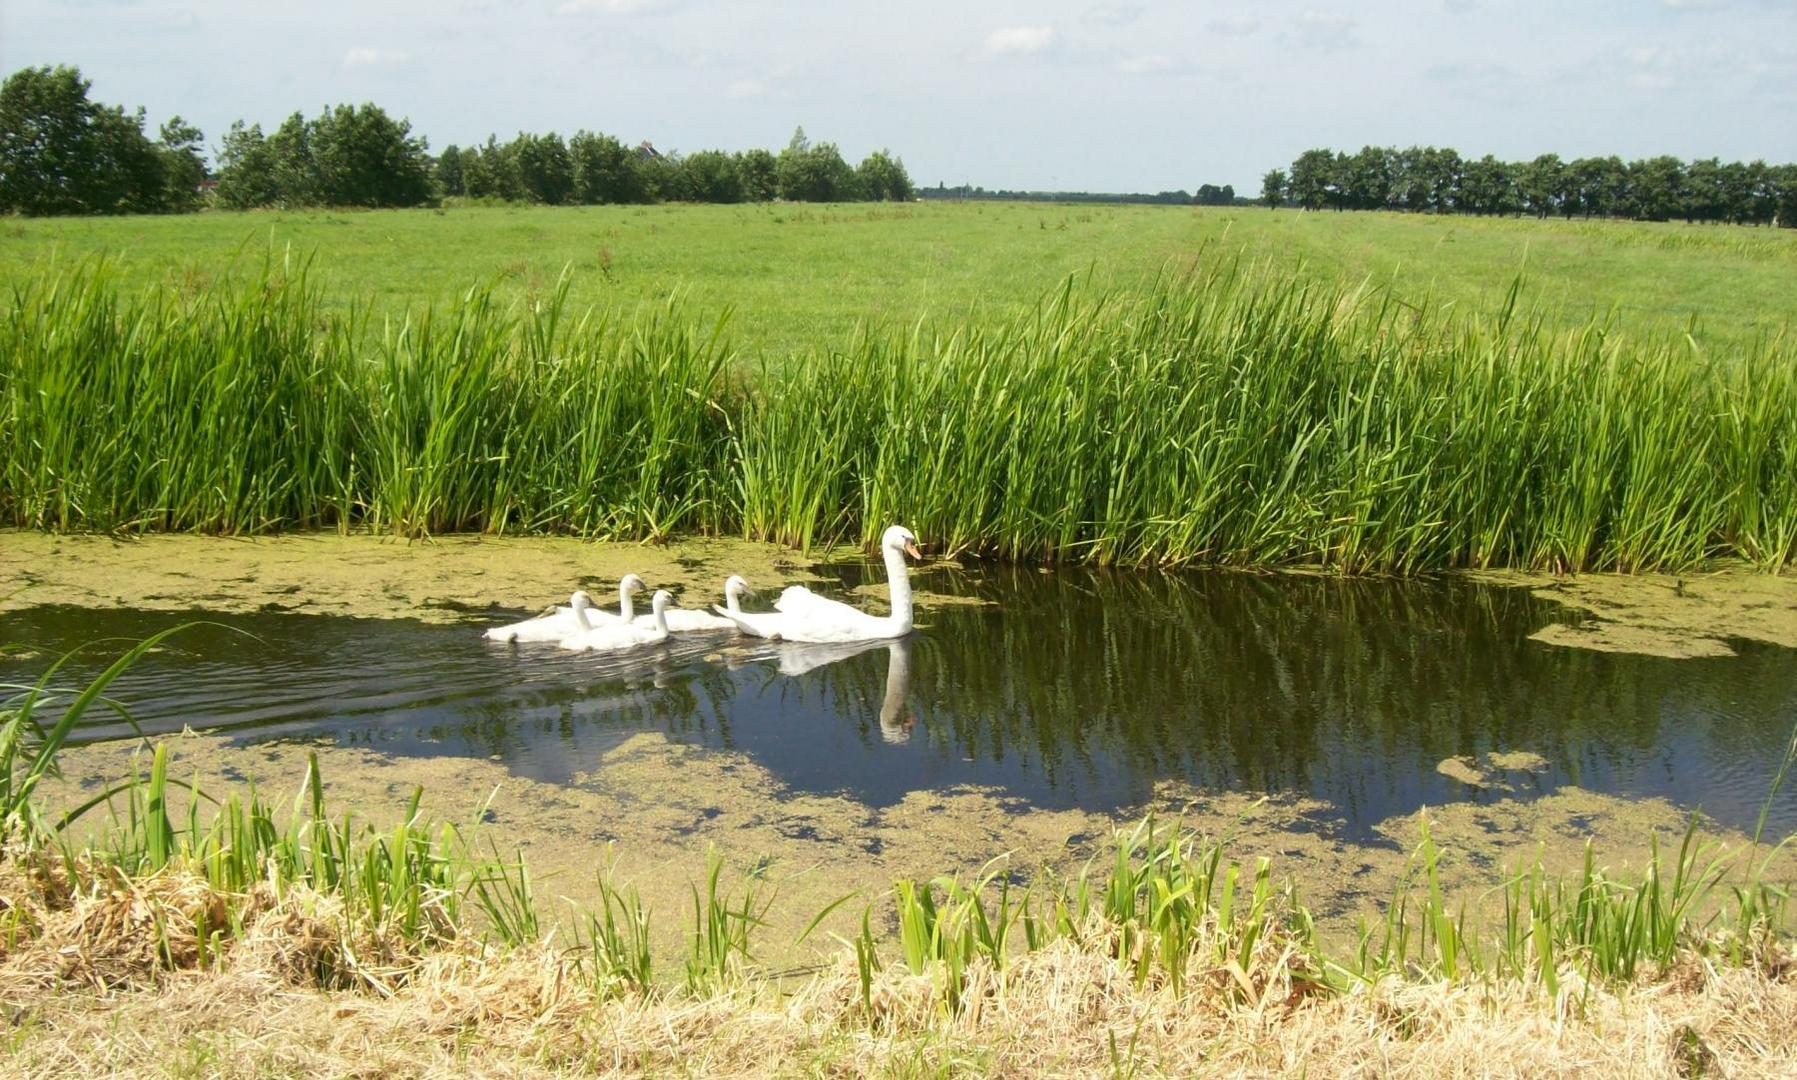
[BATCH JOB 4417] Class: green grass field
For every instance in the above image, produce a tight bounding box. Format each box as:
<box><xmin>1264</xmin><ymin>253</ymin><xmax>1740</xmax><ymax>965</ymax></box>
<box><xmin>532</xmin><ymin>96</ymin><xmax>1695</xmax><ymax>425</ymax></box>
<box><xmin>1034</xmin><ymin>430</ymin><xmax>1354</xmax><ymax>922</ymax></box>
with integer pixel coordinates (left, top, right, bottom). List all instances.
<box><xmin>4</xmin><ymin>202</ymin><xmax>1793</xmax><ymax>358</ymax></box>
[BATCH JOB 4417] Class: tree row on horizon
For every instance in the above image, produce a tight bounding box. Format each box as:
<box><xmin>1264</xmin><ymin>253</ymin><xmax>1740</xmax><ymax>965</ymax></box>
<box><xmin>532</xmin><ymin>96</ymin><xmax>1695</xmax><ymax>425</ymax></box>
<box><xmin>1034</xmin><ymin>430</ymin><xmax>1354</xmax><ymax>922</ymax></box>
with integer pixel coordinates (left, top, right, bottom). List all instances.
<box><xmin>1261</xmin><ymin>146</ymin><xmax>1797</xmax><ymax>226</ymax></box>
<box><xmin>0</xmin><ymin>64</ymin><xmax>912</xmax><ymax>216</ymax></box>
<box><xmin>7</xmin><ymin>64</ymin><xmax>1797</xmax><ymax>226</ymax></box>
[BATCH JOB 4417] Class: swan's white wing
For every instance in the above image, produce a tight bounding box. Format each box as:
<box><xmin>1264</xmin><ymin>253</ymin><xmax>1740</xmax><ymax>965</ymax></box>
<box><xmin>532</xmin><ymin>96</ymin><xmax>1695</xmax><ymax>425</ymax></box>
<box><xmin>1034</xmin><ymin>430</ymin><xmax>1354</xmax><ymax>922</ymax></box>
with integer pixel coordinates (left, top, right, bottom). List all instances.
<box><xmin>772</xmin><ymin>606</ymin><xmax>902</xmax><ymax>644</ymax></box>
<box><xmin>636</xmin><ymin>607</ymin><xmax>735</xmax><ymax>633</ymax></box>
<box><xmin>558</xmin><ymin>621</ymin><xmax>664</xmax><ymax>653</ymax></box>
<box><xmin>717</xmin><ymin>609</ymin><xmax>787</xmax><ymax>639</ymax></box>
<box><xmin>774</xmin><ymin>585</ymin><xmax>858</xmax><ymax>618</ymax></box>
<box><xmin>485</xmin><ymin>608</ymin><xmax>585</xmax><ymax>643</ymax></box>
<box><xmin>768</xmin><ymin>583</ymin><xmax>904</xmax><ymax>642</ymax></box>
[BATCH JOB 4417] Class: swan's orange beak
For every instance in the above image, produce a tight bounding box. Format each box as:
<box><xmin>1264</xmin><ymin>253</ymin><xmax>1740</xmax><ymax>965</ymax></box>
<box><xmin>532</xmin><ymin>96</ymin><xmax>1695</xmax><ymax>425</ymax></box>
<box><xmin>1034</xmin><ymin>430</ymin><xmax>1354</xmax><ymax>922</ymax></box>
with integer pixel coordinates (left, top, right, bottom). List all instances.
<box><xmin>904</xmin><ymin>540</ymin><xmax>922</xmax><ymax>559</ymax></box>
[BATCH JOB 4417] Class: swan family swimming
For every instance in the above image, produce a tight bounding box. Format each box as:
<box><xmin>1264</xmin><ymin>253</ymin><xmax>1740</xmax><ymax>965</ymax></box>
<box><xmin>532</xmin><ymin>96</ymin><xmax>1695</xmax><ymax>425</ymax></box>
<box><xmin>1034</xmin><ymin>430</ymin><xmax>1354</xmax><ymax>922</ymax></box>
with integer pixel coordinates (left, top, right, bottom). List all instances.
<box><xmin>482</xmin><ymin>525</ymin><xmax>922</xmax><ymax>655</ymax></box>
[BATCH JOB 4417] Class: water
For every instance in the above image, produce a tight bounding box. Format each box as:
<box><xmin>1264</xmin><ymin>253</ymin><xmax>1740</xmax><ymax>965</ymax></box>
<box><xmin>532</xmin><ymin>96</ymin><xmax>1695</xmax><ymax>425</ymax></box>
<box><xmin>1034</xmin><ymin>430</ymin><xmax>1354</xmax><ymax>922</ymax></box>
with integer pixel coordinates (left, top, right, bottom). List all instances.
<box><xmin>5</xmin><ymin>567</ymin><xmax>1795</xmax><ymax>839</ymax></box>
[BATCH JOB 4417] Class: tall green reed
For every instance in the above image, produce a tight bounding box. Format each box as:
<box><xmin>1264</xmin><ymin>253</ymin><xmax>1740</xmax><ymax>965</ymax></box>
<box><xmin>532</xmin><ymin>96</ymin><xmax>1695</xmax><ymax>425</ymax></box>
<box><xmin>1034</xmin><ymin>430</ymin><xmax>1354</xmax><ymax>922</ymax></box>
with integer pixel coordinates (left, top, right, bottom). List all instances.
<box><xmin>4</xmin><ymin>256</ymin><xmax>1792</xmax><ymax>572</ymax></box>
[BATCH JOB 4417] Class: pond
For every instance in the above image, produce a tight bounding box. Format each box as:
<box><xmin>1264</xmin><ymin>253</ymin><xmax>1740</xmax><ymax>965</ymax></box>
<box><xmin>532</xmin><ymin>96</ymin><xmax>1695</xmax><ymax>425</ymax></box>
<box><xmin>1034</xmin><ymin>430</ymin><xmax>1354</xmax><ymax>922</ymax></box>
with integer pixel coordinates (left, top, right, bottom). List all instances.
<box><xmin>7</xmin><ymin>564</ymin><xmax>1795</xmax><ymax>842</ymax></box>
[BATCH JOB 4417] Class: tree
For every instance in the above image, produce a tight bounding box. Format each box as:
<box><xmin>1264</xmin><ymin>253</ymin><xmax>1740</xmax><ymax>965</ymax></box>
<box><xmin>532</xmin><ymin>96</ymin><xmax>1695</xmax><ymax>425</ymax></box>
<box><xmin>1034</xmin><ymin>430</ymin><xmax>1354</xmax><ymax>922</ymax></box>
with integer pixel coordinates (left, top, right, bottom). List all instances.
<box><xmin>1742</xmin><ymin>160</ymin><xmax>1776</xmax><ymax>226</ymax></box>
<box><xmin>1460</xmin><ymin>154</ymin><xmax>1517</xmax><ymax>215</ymax></box>
<box><xmin>463</xmin><ymin>135</ymin><xmax>522</xmax><ymax>200</ymax></box>
<box><xmin>0</xmin><ymin>64</ymin><xmax>169</xmax><ymax>214</ymax></box>
<box><xmin>1717</xmin><ymin>159</ymin><xmax>1753</xmax><ymax>224</ymax></box>
<box><xmin>1288</xmin><ymin>149</ymin><xmax>1335</xmax><ymax>210</ymax></box>
<box><xmin>635</xmin><ymin>151</ymin><xmax>681</xmax><ymax>201</ymax></box>
<box><xmin>1517</xmin><ymin>153</ymin><xmax>1564</xmax><ymax>218</ymax></box>
<box><xmin>214</xmin><ymin>121</ymin><xmax>279</xmax><ymax>208</ymax></box>
<box><xmin>1260</xmin><ymin>168</ymin><xmax>1286</xmax><ymax>209</ymax></box>
<box><xmin>460</xmin><ymin>139</ymin><xmax>502</xmax><ymax>199</ymax></box>
<box><xmin>1682</xmin><ymin>157</ymin><xmax>1725</xmax><ymax>223</ymax></box>
<box><xmin>736</xmin><ymin>148</ymin><xmax>777</xmax><ymax>202</ymax></box>
<box><xmin>157</xmin><ymin>117</ymin><xmax>206</xmax><ymax>212</ymax></box>
<box><xmin>1345</xmin><ymin>145</ymin><xmax>1392</xmax><ymax>210</ymax></box>
<box><xmin>570</xmin><ymin>130</ymin><xmax>644</xmax><ymax>203</ymax></box>
<box><xmin>309</xmin><ymin>104</ymin><xmax>432</xmax><ymax>207</ymax></box>
<box><xmin>1569</xmin><ymin>156</ymin><xmax>1625</xmax><ymax>218</ymax></box>
<box><xmin>679</xmin><ymin>149</ymin><xmax>741</xmax><ymax>202</ymax></box>
<box><xmin>856</xmin><ymin>150</ymin><xmax>912</xmax><ymax>201</ymax></box>
<box><xmin>1420</xmin><ymin>146</ymin><xmax>1463</xmax><ymax>212</ymax></box>
<box><xmin>777</xmin><ymin>138</ymin><xmax>857</xmax><ymax>201</ymax></box>
<box><xmin>1389</xmin><ymin>146</ymin><xmax>1427</xmax><ymax>211</ymax></box>
<box><xmin>512</xmin><ymin>131</ymin><xmax>573</xmax><ymax>204</ymax></box>
<box><xmin>1772</xmin><ymin>163</ymin><xmax>1797</xmax><ymax>228</ymax></box>
<box><xmin>1626</xmin><ymin>156</ymin><xmax>1684</xmax><ymax>222</ymax></box>
<box><xmin>436</xmin><ymin>144</ymin><xmax>464</xmax><ymax>197</ymax></box>
<box><xmin>266</xmin><ymin>112</ymin><xmax>318</xmax><ymax>205</ymax></box>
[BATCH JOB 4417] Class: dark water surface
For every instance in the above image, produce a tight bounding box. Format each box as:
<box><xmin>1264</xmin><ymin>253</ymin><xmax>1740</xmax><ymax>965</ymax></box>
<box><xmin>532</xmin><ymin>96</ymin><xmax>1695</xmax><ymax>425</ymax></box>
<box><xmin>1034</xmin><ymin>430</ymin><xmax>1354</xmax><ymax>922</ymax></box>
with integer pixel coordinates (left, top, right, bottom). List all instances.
<box><xmin>5</xmin><ymin>567</ymin><xmax>1795</xmax><ymax>838</ymax></box>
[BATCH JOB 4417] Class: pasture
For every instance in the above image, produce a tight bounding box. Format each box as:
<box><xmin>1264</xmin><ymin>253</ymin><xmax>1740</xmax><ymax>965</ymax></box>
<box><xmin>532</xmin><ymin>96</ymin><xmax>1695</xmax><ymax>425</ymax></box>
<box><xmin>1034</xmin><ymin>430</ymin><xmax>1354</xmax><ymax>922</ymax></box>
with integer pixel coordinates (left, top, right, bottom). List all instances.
<box><xmin>3</xmin><ymin>200</ymin><xmax>1794</xmax><ymax>358</ymax></box>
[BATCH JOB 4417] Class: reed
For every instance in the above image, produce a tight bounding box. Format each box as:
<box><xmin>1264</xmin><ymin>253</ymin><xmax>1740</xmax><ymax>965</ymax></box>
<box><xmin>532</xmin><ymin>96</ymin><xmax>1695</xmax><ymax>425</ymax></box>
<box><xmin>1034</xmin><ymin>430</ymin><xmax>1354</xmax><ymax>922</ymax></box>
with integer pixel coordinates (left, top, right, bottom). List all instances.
<box><xmin>3</xmin><ymin>257</ymin><xmax>1791</xmax><ymax>571</ymax></box>
<box><xmin>1338</xmin><ymin>812</ymin><xmax>1792</xmax><ymax>996</ymax></box>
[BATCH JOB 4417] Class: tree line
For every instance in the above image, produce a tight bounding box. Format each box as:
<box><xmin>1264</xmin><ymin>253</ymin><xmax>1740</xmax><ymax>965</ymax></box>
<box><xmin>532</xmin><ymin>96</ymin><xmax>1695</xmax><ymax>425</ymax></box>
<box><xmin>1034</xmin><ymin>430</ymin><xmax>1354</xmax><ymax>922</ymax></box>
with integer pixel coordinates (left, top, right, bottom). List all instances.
<box><xmin>918</xmin><ymin>184</ymin><xmax>1221</xmax><ymax>206</ymax></box>
<box><xmin>426</xmin><ymin>127</ymin><xmax>911</xmax><ymax>207</ymax></box>
<box><xmin>1260</xmin><ymin>146</ymin><xmax>1797</xmax><ymax>226</ymax></box>
<box><xmin>0</xmin><ymin>64</ymin><xmax>912</xmax><ymax>215</ymax></box>
<box><xmin>0</xmin><ymin>65</ymin><xmax>205</xmax><ymax>214</ymax></box>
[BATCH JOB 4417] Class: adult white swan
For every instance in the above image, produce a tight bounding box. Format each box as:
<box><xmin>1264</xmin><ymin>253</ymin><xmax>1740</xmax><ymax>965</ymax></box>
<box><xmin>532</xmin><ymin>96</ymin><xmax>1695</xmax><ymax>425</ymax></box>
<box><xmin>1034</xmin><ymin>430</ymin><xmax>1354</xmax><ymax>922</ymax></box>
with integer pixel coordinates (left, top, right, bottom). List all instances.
<box><xmin>720</xmin><ymin>525</ymin><xmax>921</xmax><ymax>643</ymax></box>
<box><xmin>484</xmin><ymin>591</ymin><xmax>597</xmax><ymax>643</ymax></box>
<box><xmin>560</xmin><ymin>589</ymin><xmax>674</xmax><ymax>653</ymax></box>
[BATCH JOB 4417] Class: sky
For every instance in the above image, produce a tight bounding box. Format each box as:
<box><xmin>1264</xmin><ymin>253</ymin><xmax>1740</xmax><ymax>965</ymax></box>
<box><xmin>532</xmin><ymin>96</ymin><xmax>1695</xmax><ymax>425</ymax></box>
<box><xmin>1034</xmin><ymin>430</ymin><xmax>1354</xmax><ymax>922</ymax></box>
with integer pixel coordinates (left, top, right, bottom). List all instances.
<box><xmin>3</xmin><ymin>0</ymin><xmax>1794</xmax><ymax>193</ymax></box>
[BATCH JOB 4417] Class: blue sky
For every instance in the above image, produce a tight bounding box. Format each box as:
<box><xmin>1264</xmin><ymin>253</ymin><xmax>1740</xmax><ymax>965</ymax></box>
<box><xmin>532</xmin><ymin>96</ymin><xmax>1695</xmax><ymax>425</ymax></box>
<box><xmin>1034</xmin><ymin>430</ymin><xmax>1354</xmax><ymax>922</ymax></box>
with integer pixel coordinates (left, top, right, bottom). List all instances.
<box><xmin>4</xmin><ymin>0</ymin><xmax>1793</xmax><ymax>192</ymax></box>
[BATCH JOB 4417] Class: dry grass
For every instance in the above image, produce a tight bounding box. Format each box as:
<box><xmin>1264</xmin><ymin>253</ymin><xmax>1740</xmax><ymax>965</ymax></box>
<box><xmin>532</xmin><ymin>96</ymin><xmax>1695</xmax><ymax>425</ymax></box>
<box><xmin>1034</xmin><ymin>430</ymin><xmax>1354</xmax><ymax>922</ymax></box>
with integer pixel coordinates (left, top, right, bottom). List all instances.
<box><xmin>0</xmin><ymin>853</ymin><xmax>467</xmax><ymax>1001</ymax></box>
<box><xmin>3</xmin><ymin>858</ymin><xmax>1794</xmax><ymax>1078</ymax></box>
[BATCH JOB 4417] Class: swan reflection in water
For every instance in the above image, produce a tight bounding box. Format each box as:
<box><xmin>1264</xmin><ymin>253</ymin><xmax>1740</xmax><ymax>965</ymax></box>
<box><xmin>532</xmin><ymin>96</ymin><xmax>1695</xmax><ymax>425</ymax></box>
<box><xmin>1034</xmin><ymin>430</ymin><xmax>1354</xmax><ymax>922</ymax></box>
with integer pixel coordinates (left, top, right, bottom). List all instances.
<box><xmin>728</xmin><ymin>636</ymin><xmax>917</xmax><ymax>744</ymax></box>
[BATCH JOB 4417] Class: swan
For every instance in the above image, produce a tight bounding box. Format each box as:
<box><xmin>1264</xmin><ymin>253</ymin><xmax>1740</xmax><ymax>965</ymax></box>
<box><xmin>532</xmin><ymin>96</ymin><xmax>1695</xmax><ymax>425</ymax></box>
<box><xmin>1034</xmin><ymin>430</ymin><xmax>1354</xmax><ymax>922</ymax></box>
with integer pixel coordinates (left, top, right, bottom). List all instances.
<box><xmin>560</xmin><ymin>589</ymin><xmax>674</xmax><ymax>653</ymax></box>
<box><xmin>720</xmin><ymin>525</ymin><xmax>921</xmax><ymax>643</ymax></box>
<box><xmin>630</xmin><ymin>576</ymin><xmax>750</xmax><ymax>633</ymax></box>
<box><xmin>590</xmin><ymin>573</ymin><xmax>648</xmax><ymax>624</ymax></box>
<box><xmin>484</xmin><ymin>591</ymin><xmax>598</xmax><ymax>643</ymax></box>
<box><xmin>709</xmin><ymin>575</ymin><xmax>788</xmax><ymax>639</ymax></box>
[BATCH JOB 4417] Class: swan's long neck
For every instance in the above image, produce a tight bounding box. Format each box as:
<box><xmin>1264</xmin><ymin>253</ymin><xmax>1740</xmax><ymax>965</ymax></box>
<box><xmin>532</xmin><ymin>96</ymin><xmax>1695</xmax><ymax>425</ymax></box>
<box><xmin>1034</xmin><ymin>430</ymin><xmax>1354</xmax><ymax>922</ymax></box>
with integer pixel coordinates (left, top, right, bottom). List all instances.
<box><xmin>652</xmin><ymin>602</ymin><xmax>670</xmax><ymax>634</ymax></box>
<box><xmin>883</xmin><ymin>544</ymin><xmax>914</xmax><ymax>634</ymax></box>
<box><xmin>618</xmin><ymin>584</ymin><xmax>636</xmax><ymax>621</ymax></box>
<box><xmin>725</xmin><ymin>584</ymin><xmax>743</xmax><ymax>615</ymax></box>
<box><xmin>572</xmin><ymin>596</ymin><xmax>594</xmax><ymax>631</ymax></box>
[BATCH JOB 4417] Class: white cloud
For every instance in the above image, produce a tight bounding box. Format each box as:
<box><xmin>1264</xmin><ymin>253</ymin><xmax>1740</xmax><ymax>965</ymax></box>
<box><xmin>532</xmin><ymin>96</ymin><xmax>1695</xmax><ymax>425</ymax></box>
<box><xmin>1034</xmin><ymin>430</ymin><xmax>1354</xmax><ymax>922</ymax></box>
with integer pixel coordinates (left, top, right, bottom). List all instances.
<box><xmin>1662</xmin><ymin>0</ymin><xmax>1723</xmax><ymax>9</ymax></box>
<box><xmin>342</xmin><ymin>47</ymin><xmax>410</xmax><ymax>68</ymax></box>
<box><xmin>1208</xmin><ymin>15</ymin><xmax>1259</xmax><ymax>35</ymax></box>
<box><xmin>1083</xmin><ymin>3</ymin><xmax>1141</xmax><ymax>26</ymax></box>
<box><xmin>554</xmin><ymin>0</ymin><xmax>676</xmax><ymax>14</ymax></box>
<box><xmin>1292</xmin><ymin>9</ymin><xmax>1357</xmax><ymax>50</ymax></box>
<box><xmin>986</xmin><ymin>25</ymin><xmax>1054</xmax><ymax>55</ymax></box>
<box><xmin>725</xmin><ymin>79</ymin><xmax>766</xmax><ymax>99</ymax></box>
<box><xmin>1117</xmin><ymin>54</ymin><xmax>1173</xmax><ymax>75</ymax></box>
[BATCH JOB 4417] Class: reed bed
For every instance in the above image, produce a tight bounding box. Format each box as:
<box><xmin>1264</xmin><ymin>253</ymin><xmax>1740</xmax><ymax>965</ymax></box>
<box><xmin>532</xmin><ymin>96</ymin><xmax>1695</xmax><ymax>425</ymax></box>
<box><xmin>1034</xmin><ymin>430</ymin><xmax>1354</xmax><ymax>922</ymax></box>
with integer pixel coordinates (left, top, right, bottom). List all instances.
<box><xmin>3</xmin><ymin>258</ymin><xmax>1794</xmax><ymax>572</ymax></box>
